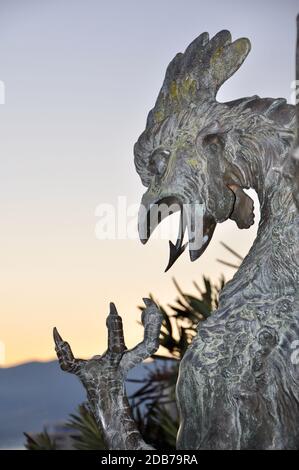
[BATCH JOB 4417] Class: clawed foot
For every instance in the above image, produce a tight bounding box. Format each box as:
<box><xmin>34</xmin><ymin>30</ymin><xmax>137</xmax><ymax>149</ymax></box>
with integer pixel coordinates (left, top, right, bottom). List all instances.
<box><xmin>53</xmin><ymin>298</ymin><xmax>163</xmax><ymax>382</ymax></box>
<box><xmin>53</xmin><ymin>299</ymin><xmax>162</xmax><ymax>450</ymax></box>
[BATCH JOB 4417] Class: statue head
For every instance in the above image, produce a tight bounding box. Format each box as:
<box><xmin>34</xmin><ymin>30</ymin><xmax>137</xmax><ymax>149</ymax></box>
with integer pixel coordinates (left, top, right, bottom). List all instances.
<box><xmin>134</xmin><ymin>31</ymin><xmax>294</xmax><ymax>270</ymax></box>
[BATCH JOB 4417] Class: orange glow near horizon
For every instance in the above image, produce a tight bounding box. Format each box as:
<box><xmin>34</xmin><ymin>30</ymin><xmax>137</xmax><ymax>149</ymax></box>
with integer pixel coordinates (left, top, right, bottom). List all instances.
<box><xmin>0</xmin><ymin>206</ymin><xmax>259</xmax><ymax>367</ymax></box>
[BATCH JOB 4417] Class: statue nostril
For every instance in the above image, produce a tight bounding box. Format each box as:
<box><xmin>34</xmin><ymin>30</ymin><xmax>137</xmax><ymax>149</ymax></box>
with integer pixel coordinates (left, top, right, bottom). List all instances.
<box><xmin>156</xmin><ymin>158</ymin><xmax>167</xmax><ymax>175</ymax></box>
<box><xmin>149</xmin><ymin>149</ymin><xmax>170</xmax><ymax>176</ymax></box>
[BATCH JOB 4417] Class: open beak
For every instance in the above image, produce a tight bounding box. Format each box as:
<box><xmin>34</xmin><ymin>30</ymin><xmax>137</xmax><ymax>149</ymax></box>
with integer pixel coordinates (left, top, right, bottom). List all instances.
<box><xmin>138</xmin><ymin>194</ymin><xmax>216</xmax><ymax>271</ymax></box>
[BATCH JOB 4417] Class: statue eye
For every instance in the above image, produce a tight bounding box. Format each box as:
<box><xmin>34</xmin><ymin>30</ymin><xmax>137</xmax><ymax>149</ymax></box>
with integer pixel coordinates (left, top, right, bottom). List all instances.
<box><xmin>203</xmin><ymin>134</ymin><xmax>224</xmax><ymax>153</ymax></box>
<box><xmin>149</xmin><ymin>149</ymin><xmax>170</xmax><ymax>176</ymax></box>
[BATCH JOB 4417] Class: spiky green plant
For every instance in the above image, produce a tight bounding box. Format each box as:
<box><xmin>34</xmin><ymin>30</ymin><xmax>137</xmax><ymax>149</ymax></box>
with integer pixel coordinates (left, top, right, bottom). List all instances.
<box><xmin>66</xmin><ymin>404</ymin><xmax>106</xmax><ymax>450</ymax></box>
<box><xmin>24</xmin><ymin>430</ymin><xmax>58</xmax><ymax>450</ymax></box>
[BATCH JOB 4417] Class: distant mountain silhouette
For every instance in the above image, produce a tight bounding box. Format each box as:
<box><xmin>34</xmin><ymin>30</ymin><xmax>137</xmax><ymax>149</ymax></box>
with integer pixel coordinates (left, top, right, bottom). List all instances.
<box><xmin>0</xmin><ymin>359</ymin><xmax>157</xmax><ymax>449</ymax></box>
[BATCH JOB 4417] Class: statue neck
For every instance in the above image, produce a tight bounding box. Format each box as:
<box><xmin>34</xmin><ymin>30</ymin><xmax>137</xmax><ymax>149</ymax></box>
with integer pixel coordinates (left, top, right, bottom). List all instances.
<box><xmin>221</xmin><ymin>133</ymin><xmax>298</xmax><ymax>307</ymax></box>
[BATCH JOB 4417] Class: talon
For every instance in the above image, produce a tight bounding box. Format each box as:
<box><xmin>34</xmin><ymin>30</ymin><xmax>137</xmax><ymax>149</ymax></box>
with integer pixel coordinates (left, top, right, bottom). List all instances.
<box><xmin>106</xmin><ymin>303</ymin><xmax>127</xmax><ymax>354</ymax></box>
<box><xmin>109</xmin><ymin>302</ymin><xmax>119</xmax><ymax>316</ymax></box>
<box><xmin>141</xmin><ymin>300</ymin><xmax>162</xmax><ymax>325</ymax></box>
<box><xmin>143</xmin><ymin>298</ymin><xmax>155</xmax><ymax>308</ymax></box>
<box><xmin>53</xmin><ymin>327</ymin><xmax>63</xmax><ymax>346</ymax></box>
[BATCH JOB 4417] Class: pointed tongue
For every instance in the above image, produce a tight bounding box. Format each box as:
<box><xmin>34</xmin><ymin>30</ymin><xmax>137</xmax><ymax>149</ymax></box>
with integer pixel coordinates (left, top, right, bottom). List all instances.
<box><xmin>164</xmin><ymin>201</ymin><xmax>217</xmax><ymax>270</ymax></box>
<box><xmin>165</xmin><ymin>240</ymin><xmax>188</xmax><ymax>272</ymax></box>
<box><xmin>165</xmin><ymin>210</ymin><xmax>188</xmax><ymax>272</ymax></box>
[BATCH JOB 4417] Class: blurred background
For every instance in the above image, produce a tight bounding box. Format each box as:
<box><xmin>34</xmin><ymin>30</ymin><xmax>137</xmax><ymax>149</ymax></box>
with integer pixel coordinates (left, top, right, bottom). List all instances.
<box><xmin>0</xmin><ymin>0</ymin><xmax>297</xmax><ymax>449</ymax></box>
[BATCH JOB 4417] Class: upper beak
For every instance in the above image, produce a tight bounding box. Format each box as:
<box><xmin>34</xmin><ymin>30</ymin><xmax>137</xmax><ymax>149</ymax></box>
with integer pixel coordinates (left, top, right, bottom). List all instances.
<box><xmin>138</xmin><ymin>193</ymin><xmax>182</xmax><ymax>244</ymax></box>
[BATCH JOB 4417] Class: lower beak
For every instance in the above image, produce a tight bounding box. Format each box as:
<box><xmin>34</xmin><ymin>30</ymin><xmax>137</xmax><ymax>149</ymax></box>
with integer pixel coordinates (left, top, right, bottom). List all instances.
<box><xmin>138</xmin><ymin>195</ymin><xmax>216</xmax><ymax>270</ymax></box>
<box><xmin>188</xmin><ymin>212</ymin><xmax>216</xmax><ymax>262</ymax></box>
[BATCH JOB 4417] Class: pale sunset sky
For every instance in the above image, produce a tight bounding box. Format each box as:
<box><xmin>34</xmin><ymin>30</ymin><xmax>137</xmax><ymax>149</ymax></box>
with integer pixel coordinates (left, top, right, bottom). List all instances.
<box><xmin>0</xmin><ymin>0</ymin><xmax>297</xmax><ymax>366</ymax></box>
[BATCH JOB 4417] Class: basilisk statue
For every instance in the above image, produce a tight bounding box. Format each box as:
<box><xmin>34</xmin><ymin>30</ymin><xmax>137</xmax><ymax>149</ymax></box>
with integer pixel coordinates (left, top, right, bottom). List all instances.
<box><xmin>54</xmin><ymin>18</ymin><xmax>299</xmax><ymax>449</ymax></box>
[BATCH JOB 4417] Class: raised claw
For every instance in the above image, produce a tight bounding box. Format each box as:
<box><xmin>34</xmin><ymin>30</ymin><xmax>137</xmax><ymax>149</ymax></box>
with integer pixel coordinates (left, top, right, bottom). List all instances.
<box><xmin>53</xmin><ymin>327</ymin><xmax>84</xmax><ymax>374</ymax></box>
<box><xmin>120</xmin><ymin>299</ymin><xmax>163</xmax><ymax>373</ymax></box>
<box><xmin>106</xmin><ymin>302</ymin><xmax>127</xmax><ymax>354</ymax></box>
<box><xmin>53</xmin><ymin>326</ymin><xmax>63</xmax><ymax>345</ymax></box>
<box><xmin>141</xmin><ymin>298</ymin><xmax>162</xmax><ymax>325</ymax></box>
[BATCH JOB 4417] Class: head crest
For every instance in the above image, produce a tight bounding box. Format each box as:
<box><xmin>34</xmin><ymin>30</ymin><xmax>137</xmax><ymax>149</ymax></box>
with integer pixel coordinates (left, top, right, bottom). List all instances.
<box><xmin>146</xmin><ymin>30</ymin><xmax>251</xmax><ymax>127</ymax></box>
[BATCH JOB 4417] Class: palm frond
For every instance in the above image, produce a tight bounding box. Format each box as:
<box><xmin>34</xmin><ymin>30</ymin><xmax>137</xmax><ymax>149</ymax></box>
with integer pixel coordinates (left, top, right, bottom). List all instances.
<box><xmin>24</xmin><ymin>431</ymin><xmax>57</xmax><ymax>450</ymax></box>
<box><xmin>66</xmin><ymin>404</ymin><xmax>106</xmax><ymax>450</ymax></box>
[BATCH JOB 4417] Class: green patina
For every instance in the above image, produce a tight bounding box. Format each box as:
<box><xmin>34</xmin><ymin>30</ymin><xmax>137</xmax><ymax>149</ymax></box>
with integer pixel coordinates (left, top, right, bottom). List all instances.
<box><xmin>186</xmin><ymin>158</ymin><xmax>199</xmax><ymax>169</ymax></box>
<box><xmin>154</xmin><ymin>77</ymin><xmax>197</xmax><ymax>123</ymax></box>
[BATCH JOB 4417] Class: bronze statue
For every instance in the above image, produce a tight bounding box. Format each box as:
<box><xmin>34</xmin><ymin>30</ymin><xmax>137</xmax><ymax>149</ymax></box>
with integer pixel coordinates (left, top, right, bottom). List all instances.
<box><xmin>54</xmin><ymin>18</ymin><xmax>299</xmax><ymax>450</ymax></box>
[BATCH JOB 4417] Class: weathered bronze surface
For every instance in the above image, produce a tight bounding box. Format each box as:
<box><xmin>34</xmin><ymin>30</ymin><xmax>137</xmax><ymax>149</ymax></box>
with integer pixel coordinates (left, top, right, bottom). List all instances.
<box><xmin>55</xmin><ymin>18</ymin><xmax>299</xmax><ymax>450</ymax></box>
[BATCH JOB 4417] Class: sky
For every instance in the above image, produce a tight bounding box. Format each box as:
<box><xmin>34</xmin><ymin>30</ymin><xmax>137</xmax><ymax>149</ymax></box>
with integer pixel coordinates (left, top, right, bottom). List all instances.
<box><xmin>0</xmin><ymin>0</ymin><xmax>297</xmax><ymax>366</ymax></box>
